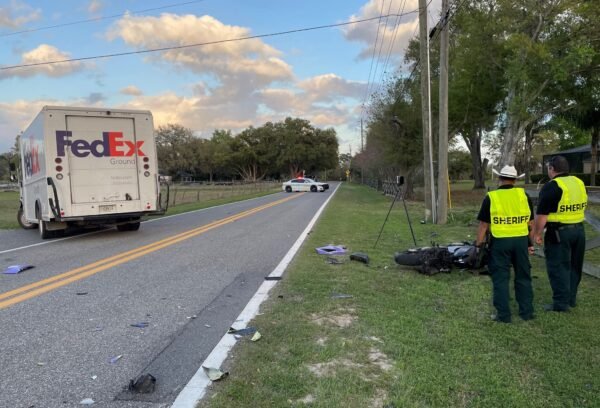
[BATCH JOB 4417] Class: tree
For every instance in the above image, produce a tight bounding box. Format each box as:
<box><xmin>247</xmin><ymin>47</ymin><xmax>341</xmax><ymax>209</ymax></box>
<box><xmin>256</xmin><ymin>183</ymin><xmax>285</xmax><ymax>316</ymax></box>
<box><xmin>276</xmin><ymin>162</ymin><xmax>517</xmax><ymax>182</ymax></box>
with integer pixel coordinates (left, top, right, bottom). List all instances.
<box><xmin>449</xmin><ymin>1</ymin><xmax>505</xmax><ymax>188</ymax></box>
<box><xmin>497</xmin><ymin>0</ymin><xmax>597</xmax><ymax>165</ymax></box>
<box><xmin>276</xmin><ymin>118</ymin><xmax>339</xmax><ymax>179</ymax></box>
<box><xmin>363</xmin><ymin>76</ymin><xmax>424</xmax><ymax>198</ymax></box>
<box><xmin>155</xmin><ymin>124</ymin><xmax>196</xmax><ymax>178</ymax></box>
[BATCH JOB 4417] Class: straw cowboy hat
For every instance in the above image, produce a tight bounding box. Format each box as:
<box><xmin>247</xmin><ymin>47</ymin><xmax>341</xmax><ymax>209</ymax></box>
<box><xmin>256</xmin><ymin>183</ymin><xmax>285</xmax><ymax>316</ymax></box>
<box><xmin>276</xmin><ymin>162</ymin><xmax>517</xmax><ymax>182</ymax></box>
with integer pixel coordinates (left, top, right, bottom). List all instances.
<box><xmin>492</xmin><ymin>165</ymin><xmax>525</xmax><ymax>179</ymax></box>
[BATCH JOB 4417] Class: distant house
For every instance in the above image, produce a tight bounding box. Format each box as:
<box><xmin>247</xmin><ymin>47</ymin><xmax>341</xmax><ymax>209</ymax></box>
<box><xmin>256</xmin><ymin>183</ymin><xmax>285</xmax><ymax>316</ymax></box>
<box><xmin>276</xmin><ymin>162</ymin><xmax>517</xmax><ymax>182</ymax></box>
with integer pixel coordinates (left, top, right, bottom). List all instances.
<box><xmin>542</xmin><ymin>144</ymin><xmax>599</xmax><ymax>174</ymax></box>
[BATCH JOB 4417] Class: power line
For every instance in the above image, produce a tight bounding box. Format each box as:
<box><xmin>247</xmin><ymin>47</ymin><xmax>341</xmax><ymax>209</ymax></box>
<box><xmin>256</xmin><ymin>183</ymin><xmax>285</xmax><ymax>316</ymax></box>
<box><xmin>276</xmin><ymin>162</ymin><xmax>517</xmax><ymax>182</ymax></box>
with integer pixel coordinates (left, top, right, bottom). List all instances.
<box><xmin>370</xmin><ymin>0</ymin><xmax>395</xmax><ymax>100</ymax></box>
<box><xmin>0</xmin><ymin>0</ymin><xmax>208</xmax><ymax>38</ymax></box>
<box><xmin>1</xmin><ymin>10</ymin><xmax>420</xmax><ymax>71</ymax></box>
<box><xmin>361</xmin><ymin>0</ymin><xmax>388</xmax><ymax>116</ymax></box>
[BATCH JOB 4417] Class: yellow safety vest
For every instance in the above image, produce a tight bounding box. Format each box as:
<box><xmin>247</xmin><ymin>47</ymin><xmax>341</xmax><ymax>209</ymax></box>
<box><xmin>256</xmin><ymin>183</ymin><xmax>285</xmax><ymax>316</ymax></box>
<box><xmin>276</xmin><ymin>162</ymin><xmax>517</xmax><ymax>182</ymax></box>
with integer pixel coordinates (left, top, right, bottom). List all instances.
<box><xmin>488</xmin><ymin>188</ymin><xmax>530</xmax><ymax>238</ymax></box>
<box><xmin>547</xmin><ymin>176</ymin><xmax>587</xmax><ymax>224</ymax></box>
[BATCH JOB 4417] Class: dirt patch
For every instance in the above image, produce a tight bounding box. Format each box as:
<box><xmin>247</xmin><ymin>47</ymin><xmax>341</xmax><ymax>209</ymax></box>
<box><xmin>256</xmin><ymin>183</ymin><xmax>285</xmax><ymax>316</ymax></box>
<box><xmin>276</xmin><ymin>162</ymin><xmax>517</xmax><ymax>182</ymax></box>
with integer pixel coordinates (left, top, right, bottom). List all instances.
<box><xmin>316</xmin><ymin>337</ymin><xmax>328</xmax><ymax>346</ymax></box>
<box><xmin>368</xmin><ymin>348</ymin><xmax>393</xmax><ymax>372</ymax></box>
<box><xmin>297</xmin><ymin>394</ymin><xmax>315</xmax><ymax>404</ymax></box>
<box><xmin>307</xmin><ymin>359</ymin><xmax>364</xmax><ymax>378</ymax></box>
<box><xmin>369</xmin><ymin>389</ymin><xmax>388</xmax><ymax>408</ymax></box>
<box><xmin>310</xmin><ymin>312</ymin><xmax>356</xmax><ymax>328</ymax></box>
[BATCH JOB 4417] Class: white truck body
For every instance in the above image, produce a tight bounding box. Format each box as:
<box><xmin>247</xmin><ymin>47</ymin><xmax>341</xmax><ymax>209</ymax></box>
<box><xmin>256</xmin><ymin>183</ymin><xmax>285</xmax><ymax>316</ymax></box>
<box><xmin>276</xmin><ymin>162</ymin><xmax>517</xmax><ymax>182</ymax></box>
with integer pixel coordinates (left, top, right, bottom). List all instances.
<box><xmin>19</xmin><ymin>106</ymin><xmax>165</xmax><ymax>237</ymax></box>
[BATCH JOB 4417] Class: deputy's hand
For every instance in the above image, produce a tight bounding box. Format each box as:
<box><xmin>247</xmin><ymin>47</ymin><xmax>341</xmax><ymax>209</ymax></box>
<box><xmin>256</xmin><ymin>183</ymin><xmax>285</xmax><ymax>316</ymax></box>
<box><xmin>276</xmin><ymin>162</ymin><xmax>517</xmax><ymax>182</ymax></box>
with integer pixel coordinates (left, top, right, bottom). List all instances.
<box><xmin>534</xmin><ymin>235</ymin><xmax>543</xmax><ymax>245</ymax></box>
<box><xmin>528</xmin><ymin>246</ymin><xmax>535</xmax><ymax>255</ymax></box>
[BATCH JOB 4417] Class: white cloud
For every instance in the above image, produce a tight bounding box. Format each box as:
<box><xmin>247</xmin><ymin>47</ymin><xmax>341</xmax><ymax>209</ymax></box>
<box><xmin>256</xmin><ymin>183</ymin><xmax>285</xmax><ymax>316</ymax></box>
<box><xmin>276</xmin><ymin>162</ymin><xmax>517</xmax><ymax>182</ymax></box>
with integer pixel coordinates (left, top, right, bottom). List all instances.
<box><xmin>120</xmin><ymin>85</ymin><xmax>143</xmax><ymax>96</ymax></box>
<box><xmin>0</xmin><ymin>44</ymin><xmax>85</xmax><ymax>80</ymax></box>
<box><xmin>298</xmin><ymin>74</ymin><xmax>366</xmax><ymax>101</ymax></box>
<box><xmin>107</xmin><ymin>13</ymin><xmax>293</xmax><ymax>90</ymax></box>
<box><xmin>343</xmin><ymin>0</ymin><xmax>440</xmax><ymax>61</ymax></box>
<box><xmin>0</xmin><ymin>0</ymin><xmax>41</xmax><ymax>28</ymax></box>
<box><xmin>87</xmin><ymin>0</ymin><xmax>103</xmax><ymax>15</ymax></box>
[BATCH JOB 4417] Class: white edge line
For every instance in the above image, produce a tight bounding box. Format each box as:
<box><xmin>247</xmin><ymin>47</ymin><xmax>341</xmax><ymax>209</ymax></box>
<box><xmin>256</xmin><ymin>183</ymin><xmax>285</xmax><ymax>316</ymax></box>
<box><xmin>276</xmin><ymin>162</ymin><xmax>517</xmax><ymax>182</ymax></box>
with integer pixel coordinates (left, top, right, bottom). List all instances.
<box><xmin>0</xmin><ymin>191</ymin><xmax>282</xmax><ymax>255</ymax></box>
<box><xmin>170</xmin><ymin>183</ymin><xmax>341</xmax><ymax>408</ymax></box>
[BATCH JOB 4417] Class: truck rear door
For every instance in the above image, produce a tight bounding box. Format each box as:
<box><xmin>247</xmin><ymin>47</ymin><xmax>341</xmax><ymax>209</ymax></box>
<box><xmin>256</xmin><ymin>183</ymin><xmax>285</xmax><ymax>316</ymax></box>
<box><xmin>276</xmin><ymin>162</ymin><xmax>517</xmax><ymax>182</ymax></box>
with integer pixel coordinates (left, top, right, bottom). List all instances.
<box><xmin>66</xmin><ymin>115</ymin><xmax>140</xmax><ymax>205</ymax></box>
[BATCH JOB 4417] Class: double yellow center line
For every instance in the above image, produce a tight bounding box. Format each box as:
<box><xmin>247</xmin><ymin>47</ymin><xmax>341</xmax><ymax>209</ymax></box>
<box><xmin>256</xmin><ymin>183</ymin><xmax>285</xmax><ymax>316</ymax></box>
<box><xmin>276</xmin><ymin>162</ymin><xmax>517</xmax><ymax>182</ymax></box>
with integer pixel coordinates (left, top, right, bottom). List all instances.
<box><xmin>0</xmin><ymin>194</ymin><xmax>301</xmax><ymax>310</ymax></box>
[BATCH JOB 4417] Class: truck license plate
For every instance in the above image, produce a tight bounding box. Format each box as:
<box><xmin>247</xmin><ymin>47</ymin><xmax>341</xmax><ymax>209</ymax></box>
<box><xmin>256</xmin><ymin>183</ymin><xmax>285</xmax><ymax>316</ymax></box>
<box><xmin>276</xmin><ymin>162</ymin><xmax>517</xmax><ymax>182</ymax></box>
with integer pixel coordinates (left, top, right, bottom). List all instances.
<box><xmin>99</xmin><ymin>204</ymin><xmax>116</xmax><ymax>213</ymax></box>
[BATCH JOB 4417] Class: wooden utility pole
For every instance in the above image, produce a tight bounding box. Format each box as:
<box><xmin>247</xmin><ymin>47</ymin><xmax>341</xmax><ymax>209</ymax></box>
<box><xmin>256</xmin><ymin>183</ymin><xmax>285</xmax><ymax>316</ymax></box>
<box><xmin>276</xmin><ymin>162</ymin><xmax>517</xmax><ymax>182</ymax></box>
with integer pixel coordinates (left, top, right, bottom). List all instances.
<box><xmin>418</xmin><ymin>0</ymin><xmax>435</xmax><ymax>222</ymax></box>
<box><xmin>361</xmin><ymin>118</ymin><xmax>364</xmax><ymax>184</ymax></box>
<box><xmin>437</xmin><ymin>0</ymin><xmax>449</xmax><ymax>224</ymax></box>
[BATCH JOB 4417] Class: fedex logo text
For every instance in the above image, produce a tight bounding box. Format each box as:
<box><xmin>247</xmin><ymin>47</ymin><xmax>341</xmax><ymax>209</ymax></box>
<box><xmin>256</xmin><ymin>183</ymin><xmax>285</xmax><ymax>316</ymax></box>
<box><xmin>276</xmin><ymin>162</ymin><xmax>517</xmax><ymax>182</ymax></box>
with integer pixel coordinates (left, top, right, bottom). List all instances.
<box><xmin>56</xmin><ymin>131</ymin><xmax>145</xmax><ymax>158</ymax></box>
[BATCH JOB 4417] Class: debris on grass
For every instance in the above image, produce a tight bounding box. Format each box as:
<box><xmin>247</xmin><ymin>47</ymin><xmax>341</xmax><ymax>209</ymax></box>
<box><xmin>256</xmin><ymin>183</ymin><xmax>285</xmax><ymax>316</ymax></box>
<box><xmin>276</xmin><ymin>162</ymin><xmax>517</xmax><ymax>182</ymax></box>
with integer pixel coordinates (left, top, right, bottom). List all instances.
<box><xmin>250</xmin><ymin>331</ymin><xmax>262</xmax><ymax>342</ymax></box>
<box><xmin>128</xmin><ymin>373</ymin><xmax>156</xmax><ymax>394</ymax></box>
<box><xmin>203</xmin><ymin>366</ymin><xmax>228</xmax><ymax>381</ymax></box>
<box><xmin>330</xmin><ymin>293</ymin><xmax>353</xmax><ymax>299</ymax></box>
<box><xmin>228</xmin><ymin>327</ymin><xmax>257</xmax><ymax>336</ymax></box>
<box><xmin>3</xmin><ymin>264</ymin><xmax>34</xmax><ymax>274</ymax></box>
<box><xmin>316</xmin><ymin>245</ymin><xmax>347</xmax><ymax>255</ymax></box>
<box><xmin>350</xmin><ymin>252</ymin><xmax>369</xmax><ymax>264</ymax></box>
<box><xmin>326</xmin><ymin>257</ymin><xmax>345</xmax><ymax>265</ymax></box>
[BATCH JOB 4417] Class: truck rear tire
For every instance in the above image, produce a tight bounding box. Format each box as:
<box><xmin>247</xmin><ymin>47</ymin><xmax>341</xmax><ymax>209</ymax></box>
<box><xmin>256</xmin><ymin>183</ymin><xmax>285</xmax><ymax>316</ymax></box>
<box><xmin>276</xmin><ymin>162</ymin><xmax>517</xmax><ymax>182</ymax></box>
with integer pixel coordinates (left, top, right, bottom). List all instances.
<box><xmin>18</xmin><ymin>206</ymin><xmax>37</xmax><ymax>230</ymax></box>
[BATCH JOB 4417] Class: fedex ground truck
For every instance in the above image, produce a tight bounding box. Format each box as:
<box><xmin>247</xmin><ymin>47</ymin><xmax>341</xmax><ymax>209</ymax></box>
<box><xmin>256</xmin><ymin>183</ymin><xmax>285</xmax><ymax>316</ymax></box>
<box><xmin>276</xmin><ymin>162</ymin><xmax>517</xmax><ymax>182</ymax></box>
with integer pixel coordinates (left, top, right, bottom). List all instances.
<box><xmin>17</xmin><ymin>106</ymin><xmax>167</xmax><ymax>238</ymax></box>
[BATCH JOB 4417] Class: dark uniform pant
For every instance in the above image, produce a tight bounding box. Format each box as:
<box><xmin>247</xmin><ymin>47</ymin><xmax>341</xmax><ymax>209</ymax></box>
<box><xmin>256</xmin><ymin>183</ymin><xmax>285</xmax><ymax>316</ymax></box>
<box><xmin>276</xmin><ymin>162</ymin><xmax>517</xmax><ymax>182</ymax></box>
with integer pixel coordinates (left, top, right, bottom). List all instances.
<box><xmin>544</xmin><ymin>223</ymin><xmax>585</xmax><ymax>310</ymax></box>
<box><xmin>488</xmin><ymin>236</ymin><xmax>534</xmax><ymax>322</ymax></box>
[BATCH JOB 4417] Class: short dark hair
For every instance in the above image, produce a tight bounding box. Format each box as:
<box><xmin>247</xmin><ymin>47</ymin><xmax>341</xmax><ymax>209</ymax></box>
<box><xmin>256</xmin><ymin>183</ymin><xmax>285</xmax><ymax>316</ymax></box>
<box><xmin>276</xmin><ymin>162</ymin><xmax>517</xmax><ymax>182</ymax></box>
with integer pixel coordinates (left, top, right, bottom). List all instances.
<box><xmin>547</xmin><ymin>155</ymin><xmax>569</xmax><ymax>173</ymax></box>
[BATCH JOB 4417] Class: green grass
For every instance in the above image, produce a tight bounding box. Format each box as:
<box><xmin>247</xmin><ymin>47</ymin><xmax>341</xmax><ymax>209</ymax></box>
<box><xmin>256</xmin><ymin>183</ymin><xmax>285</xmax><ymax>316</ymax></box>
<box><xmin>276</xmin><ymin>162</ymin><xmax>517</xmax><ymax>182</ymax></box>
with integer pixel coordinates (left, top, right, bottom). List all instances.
<box><xmin>0</xmin><ymin>190</ymin><xmax>19</xmax><ymax>229</ymax></box>
<box><xmin>200</xmin><ymin>183</ymin><xmax>600</xmax><ymax>408</ymax></box>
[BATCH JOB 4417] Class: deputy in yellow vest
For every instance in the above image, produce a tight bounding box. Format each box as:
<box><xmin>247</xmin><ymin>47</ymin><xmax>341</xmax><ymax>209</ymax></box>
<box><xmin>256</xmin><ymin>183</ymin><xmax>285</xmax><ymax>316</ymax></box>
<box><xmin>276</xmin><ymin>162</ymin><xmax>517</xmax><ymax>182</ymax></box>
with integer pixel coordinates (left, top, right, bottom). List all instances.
<box><xmin>476</xmin><ymin>165</ymin><xmax>535</xmax><ymax>323</ymax></box>
<box><xmin>534</xmin><ymin>155</ymin><xmax>587</xmax><ymax>312</ymax></box>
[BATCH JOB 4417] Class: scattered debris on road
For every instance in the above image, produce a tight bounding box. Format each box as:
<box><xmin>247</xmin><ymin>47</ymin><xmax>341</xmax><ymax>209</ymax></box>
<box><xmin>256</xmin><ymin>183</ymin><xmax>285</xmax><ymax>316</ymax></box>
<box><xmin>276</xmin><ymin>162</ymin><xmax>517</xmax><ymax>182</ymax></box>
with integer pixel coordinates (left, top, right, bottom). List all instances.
<box><xmin>130</xmin><ymin>322</ymin><xmax>149</xmax><ymax>328</ymax></box>
<box><xmin>265</xmin><ymin>276</ymin><xmax>281</xmax><ymax>280</ymax></box>
<box><xmin>109</xmin><ymin>355</ymin><xmax>123</xmax><ymax>364</ymax></box>
<box><xmin>3</xmin><ymin>264</ymin><xmax>34</xmax><ymax>274</ymax></box>
<box><xmin>128</xmin><ymin>374</ymin><xmax>156</xmax><ymax>394</ymax></box>
<box><xmin>79</xmin><ymin>398</ymin><xmax>95</xmax><ymax>405</ymax></box>
<box><xmin>76</xmin><ymin>292</ymin><xmax>88</xmax><ymax>295</ymax></box>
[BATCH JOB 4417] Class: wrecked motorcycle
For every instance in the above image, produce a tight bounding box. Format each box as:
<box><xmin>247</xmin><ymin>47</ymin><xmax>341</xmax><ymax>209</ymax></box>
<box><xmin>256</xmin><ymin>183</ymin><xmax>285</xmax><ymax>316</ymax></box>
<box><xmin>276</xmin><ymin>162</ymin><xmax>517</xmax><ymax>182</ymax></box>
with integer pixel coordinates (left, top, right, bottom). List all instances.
<box><xmin>394</xmin><ymin>242</ymin><xmax>488</xmax><ymax>276</ymax></box>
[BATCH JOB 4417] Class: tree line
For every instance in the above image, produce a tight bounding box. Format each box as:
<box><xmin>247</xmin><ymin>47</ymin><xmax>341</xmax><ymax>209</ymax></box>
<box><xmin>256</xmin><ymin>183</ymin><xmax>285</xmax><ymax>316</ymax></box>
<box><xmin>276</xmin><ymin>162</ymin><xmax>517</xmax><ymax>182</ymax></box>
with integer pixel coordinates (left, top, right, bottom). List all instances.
<box><xmin>155</xmin><ymin>117</ymin><xmax>339</xmax><ymax>182</ymax></box>
<box><xmin>356</xmin><ymin>0</ymin><xmax>599</xmax><ymax>191</ymax></box>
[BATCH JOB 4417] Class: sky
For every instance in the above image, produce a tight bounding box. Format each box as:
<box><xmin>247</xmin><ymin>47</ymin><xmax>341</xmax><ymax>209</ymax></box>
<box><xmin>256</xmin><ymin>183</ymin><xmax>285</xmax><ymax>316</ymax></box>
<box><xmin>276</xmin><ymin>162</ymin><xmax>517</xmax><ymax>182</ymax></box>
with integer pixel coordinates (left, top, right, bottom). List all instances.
<box><xmin>0</xmin><ymin>0</ymin><xmax>442</xmax><ymax>154</ymax></box>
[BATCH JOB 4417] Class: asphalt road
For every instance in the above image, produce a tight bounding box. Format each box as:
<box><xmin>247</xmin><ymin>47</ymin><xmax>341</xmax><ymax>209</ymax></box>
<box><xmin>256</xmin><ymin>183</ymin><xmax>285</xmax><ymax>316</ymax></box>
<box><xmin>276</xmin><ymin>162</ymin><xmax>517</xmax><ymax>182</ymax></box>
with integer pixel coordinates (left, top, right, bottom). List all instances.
<box><xmin>0</xmin><ymin>185</ymin><xmax>337</xmax><ymax>408</ymax></box>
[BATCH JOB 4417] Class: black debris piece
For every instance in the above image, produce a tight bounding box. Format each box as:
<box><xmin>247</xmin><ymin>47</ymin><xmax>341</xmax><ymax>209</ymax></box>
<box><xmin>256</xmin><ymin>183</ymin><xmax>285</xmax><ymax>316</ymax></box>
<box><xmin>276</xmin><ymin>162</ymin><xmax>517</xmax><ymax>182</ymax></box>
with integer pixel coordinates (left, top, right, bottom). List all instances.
<box><xmin>128</xmin><ymin>374</ymin><xmax>156</xmax><ymax>394</ymax></box>
<box><xmin>130</xmin><ymin>322</ymin><xmax>149</xmax><ymax>328</ymax></box>
<box><xmin>350</xmin><ymin>252</ymin><xmax>370</xmax><ymax>264</ymax></box>
<box><xmin>227</xmin><ymin>327</ymin><xmax>257</xmax><ymax>336</ymax></box>
<box><xmin>265</xmin><ymin>276</ymin><xmax>281</xmax><ymax>281</ymax></box>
